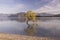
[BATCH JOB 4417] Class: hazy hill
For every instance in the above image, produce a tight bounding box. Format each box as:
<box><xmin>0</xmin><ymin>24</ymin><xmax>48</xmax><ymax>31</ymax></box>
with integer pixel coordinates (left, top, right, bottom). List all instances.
<box><xmin>37</xmin><ymin>13</ymin><xmax>53</xmax><ymax>17</ymax></box>
<box><xmin>53</xmin><ymin>14</ymin><xmax>60</xmax><ymax>17</ymax></box>
<box><xmin>8</xmin><ymin>12</ymin><xmax>60</xmax><ymax>17</ymax></box>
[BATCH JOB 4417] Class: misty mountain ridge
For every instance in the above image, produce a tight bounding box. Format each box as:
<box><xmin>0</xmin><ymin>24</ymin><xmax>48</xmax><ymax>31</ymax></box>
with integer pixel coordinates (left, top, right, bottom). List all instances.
<box><xmin>37</xmin><ymin>13</ymin><xmax>54</xmax><ymax>16</ymax></box>
<box><xmin>0</xmin><ymin>12</ymin><xmax>60</xmax><ymax>17</ymax></box>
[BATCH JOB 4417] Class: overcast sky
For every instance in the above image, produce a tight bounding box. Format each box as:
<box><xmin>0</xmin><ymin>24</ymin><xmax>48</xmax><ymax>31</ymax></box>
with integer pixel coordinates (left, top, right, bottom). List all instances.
<box><xmin>0</xmin><ymin>0</ymin><xmax>60</xmax><ymax>14</ymax></box>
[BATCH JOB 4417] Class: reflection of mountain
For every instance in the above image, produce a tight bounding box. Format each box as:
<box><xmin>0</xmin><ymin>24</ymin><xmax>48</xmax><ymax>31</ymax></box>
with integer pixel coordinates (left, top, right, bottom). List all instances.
<box><xmin>8</xmin><ymin>14</ymin><xmax>18</xmax><ymax>20</ymax></box>
<box><xmin>0</xmin><ymin>14</ymin><xmax>9</xmax><ymax>20</ymax></box>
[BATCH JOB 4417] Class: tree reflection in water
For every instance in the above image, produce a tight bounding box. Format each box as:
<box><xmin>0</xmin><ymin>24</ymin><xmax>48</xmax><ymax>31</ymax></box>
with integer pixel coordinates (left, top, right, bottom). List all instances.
<box><xmin>25</xmin><ymin>23</ymin><xmax>37</xmax><ymax>36</ymax></box>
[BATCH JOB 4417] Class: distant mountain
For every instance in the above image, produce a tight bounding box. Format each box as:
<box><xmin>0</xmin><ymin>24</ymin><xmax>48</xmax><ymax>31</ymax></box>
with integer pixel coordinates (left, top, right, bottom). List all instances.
<box><xmin>53</xmin><ymin>14</ymin><xmax>60</xmax><ymax>17</ymax></box>
<box><xmin>36</xmin><ymin>13</ymin><xmax>60</xmax><ymax>17</ymax></box>
<box><xmin>9</xmin><ymin>12</ymin><xmax>54</xmax><ymax>17</ymax></box>
<box><xmin>16</xmin><ymin>12</ymin><xmax>54</xmax><ymax>17</ymax></box>
<box><xmin>36</xmin><ymin>13</ymin><xmax>53</xmax><ymax>17</ymax></box>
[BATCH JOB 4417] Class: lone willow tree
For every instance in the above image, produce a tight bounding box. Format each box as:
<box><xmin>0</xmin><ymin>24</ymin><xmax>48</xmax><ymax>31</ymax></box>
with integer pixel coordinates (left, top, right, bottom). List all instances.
<box><xmin>24</xmin><ymin>10</ymin><xmax>37</xmax><ymax>35</ymax></box>
<box><xmin>25</xmin><ymin>10</ymin><xmax>37</xmax><ymax>24</ymax></box>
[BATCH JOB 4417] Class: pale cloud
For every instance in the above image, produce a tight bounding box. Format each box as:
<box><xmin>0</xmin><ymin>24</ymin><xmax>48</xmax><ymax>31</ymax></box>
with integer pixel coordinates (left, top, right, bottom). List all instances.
<box><xmin>35</xmin><ymin>0</ymin><xmax>60</xmax><ymax>14</ymax></box>
<box><xmin>34</xmin><ymin>0</ymin><xmax>52</xmax><ymax>5</ymax></box>
<box><xmin>13</xmin><ymin>4</ymin><xmax>25</xmax><ymax>13</ymax></box>
<box><xmin>16</xmin><ymin>4</ymin><xmax>25</xmax><ymax>9</ymax></box>
<box><xmin>0</xmin><ymin>4</ymin><xmax>25</xmax><ymax>14</ymax></box>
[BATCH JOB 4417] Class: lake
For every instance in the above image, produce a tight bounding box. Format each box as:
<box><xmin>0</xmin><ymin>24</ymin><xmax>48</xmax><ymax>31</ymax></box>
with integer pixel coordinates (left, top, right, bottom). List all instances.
<box><xmin>0</xmin><ymin>17</ymin><xmax>60</xmax><ymax>37</ymax></box>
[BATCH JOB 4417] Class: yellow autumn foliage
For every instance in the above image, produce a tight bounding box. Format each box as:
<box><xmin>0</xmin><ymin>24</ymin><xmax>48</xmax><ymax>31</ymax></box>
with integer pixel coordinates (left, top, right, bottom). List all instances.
<box><xmin>25</xmin><ymin>10</ymin><xmax>37</xmax><ymax>21</ymax></box>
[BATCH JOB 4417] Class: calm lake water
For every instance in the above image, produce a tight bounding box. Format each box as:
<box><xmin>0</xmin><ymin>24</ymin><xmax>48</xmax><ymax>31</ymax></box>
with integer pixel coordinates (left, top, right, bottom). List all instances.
<box><xmin>0</xmin><ymin>17</ymin><xmax>60</xmax><ymax>37</ymax></box>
